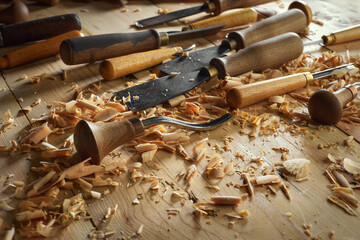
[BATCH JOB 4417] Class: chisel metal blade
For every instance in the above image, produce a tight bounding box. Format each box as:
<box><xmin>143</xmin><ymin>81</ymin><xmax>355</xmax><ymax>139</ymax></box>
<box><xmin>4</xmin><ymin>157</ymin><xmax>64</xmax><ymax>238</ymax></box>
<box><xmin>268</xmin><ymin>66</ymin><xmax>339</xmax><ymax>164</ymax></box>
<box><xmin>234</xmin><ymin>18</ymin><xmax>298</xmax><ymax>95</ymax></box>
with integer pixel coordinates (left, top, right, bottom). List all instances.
<box><xmin>303</xmin><ymin>39</ymin><xmax>324</xmax><ymax>46</ymax></box>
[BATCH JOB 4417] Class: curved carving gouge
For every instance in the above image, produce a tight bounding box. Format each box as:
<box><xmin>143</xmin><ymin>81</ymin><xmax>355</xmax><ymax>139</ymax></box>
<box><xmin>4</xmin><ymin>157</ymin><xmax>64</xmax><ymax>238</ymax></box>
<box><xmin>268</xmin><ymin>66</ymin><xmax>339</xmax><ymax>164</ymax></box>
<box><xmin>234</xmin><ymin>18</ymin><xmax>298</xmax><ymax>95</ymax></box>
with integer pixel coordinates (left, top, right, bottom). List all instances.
<box><xmin>304</xmin><ymin>24</ymin><xmax>360</xmax><ymax>46</ymax></box>
<box><xmin>226</xmin><ymin>64</ymin><xmax>355</xmax><ymax>109</ymax></box>
<box><xmin>74</xmin><ymin>113</ymin><xmax>233</xmax><ymax>164</ymax></box>
<box><xmin>134</xmin><ymin>0</ymin><xmax>276</xmax><ymax>28</ymax></box>
<box><xmin>60</xmin><ymin>24</ymin><xmax>224</xmax><ymax>65</ymax></box>
<box><xmin>158</xmin><ymin>0</ymin><xmax>312</xmax><ymax>75</ymax></box>
<box><xmin>114</xmin><ymin>32</ymin><xmax>304</xmax><ymax>112</ymax></box>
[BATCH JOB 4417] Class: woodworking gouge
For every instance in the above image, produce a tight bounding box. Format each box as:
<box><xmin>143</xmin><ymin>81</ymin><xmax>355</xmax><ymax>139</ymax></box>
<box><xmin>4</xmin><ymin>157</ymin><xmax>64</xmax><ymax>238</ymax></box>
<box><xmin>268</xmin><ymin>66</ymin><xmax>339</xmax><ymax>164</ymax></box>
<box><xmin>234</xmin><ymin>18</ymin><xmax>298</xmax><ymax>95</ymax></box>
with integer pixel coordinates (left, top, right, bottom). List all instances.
<box><xmin>226</xmin><ymin>64</ymin><xmax>355</xmax><ymax>109</ymax></box>
<box><xmin>0</xmin><ymin>14</ymin><xmax>81</xmax><ymax>47</ymax></box>
<box><xmin>304</xmin><ymin>24</ymin><xmax>360</xmax><ymax>46</ymax></box>
<box><xmin>134</xmin><ymin>0</ymin><xmax>276</xmax><ymax>28</ymax></box>
<box><xmin>74</xmin><ymin>113</ymin><xmax>233</xmax><ymax>164</ymax></box>
<box><xmin>114</xmin><ymin>32</ymin><xmax>304</xmax><ymax>111</ymax></box>
<box><xmin>60</xmin><ymin>24</ymin><xmax>225</xmax><ymax>65</ymax></box>
<box><xmin>100</xmin><ymin>1</ymin><xmax>312</xmax><ymax>81</ymax></box>
<box><xmin>0</xmin><ymin>30</ymin><xmax>83</xmax><ymax>69</ymax></box>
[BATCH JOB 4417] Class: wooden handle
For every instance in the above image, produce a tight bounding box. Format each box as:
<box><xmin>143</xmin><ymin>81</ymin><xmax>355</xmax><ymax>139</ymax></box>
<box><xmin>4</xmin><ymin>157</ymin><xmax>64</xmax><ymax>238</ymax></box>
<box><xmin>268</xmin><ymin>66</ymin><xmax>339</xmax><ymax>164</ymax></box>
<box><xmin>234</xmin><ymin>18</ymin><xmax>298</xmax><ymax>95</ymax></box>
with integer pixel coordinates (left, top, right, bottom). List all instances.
<box><xmin>74</xmin><ymin>118</ymin><xmax>145</xmax><ymax>164</ymax></box>
<box><xmin>185</xmin><ymin>8</ymin><xmax>257</xmax><ymax>30</ymax></box>
<box><xmin>210</xmin><ymin>32</ymin><xmax>303</xmax><ymax>79</ymax></box>
<box><xmin>308</xmin><ymin>85</ymin><xmax>358</xmax><ymax>124</ymax></box>
<box><xmin>226</xmin><ymin>73</ymin><xmax>312</xmax><ymax>108</ymax></box>
<box><xmin>226</xmin><ymin>7</ymin><xmax>310</xmax><ymax>50</ymax></box>
<box><xmin>60</xmin><ymin>30</ymin><xmax>162</xmax><ymax>65</ymax></box>
<box><xmin>323</xmin><ymin>24</ymin><xmax>360</xmax><ymax>45</ymax></box>
<box><xmin>0</xmin><ymin>14</ymin><xmax>81</xmax><ymax>47</ymax></box>
<box><xmin>212</xmin><ymin>0</ymin><xmax>275</xmax><ymax>15</ymax></box>
<box><xmin>0</xmin><ymin>0</ymin><xmax>29</xmax><ymax>24</ymax></box>
<box><xmin>100</xmin><ymin>47</ymin><xmax>183</xmax><ymax>80</ymax></box>
<box><xmin>31</xmin><ymin>0</ymin><xmax>60</xmax><ymax>5</ymax></box>
<box><xmin>0</xmin><ymin>30</ymin><xmax>83</xmax><ymax>69</ymax></box>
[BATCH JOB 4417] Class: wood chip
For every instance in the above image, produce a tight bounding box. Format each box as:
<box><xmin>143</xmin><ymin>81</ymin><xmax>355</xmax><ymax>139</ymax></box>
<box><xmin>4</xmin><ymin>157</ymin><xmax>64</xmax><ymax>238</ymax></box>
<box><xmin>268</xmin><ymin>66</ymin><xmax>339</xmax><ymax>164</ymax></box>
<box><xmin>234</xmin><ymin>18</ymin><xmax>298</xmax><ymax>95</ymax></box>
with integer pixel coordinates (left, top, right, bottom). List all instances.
<box><xmin>328</xmin><ymin>195</ymin><xmax>357</xmax><ymax>216</ymax></box>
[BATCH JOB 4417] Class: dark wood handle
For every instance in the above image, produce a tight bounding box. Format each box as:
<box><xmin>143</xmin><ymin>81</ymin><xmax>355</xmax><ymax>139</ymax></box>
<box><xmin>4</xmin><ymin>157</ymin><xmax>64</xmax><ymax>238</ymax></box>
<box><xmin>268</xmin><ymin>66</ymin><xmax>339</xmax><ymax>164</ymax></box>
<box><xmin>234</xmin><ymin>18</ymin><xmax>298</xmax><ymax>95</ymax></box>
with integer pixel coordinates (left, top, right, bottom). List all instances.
<box><xmin>31</xmin><ymin>0</ymin><xmax>60</xmax><ymax>5</ymax></box>
<box><xmin>227</xmin><ymin>73</ymin><xmax>311</xmax><ymax>108</ymax></box>
<box><xmin>227</xmin><ymin>8</ymin><xmax>309</xmax><ymax>50</ymax></box>
<box><xmin>210</xmin><ymin>32</ymin><xmax>303</xmax><ymax>79</ymax></box>
<box><xmin>0</xmin><ymin>0</ymin><xmax>29</xmax><ymax>24</ymax></box>
<box><xmin>213</xmin><ymin>0</ymin><xmax>275</xmax><ymax>15</ymax></box>
<box><xmin>100</xmin><ymin>47</ymin><xmax>183</xmax><ymax>80</ymax></box>
<box><xmin>0</xmin><ymin>14</ymin><xmax>81</xmax><ymax>47</ymax></box>
<box><xmin>74</xmin><ymin>118</ymin><xmax>145</xmax><ymax>164</ymax></box>
<box><xmin>60</xmin><ymin>30</ymin><xmax>161</xmax><ymax>65</ymax></box>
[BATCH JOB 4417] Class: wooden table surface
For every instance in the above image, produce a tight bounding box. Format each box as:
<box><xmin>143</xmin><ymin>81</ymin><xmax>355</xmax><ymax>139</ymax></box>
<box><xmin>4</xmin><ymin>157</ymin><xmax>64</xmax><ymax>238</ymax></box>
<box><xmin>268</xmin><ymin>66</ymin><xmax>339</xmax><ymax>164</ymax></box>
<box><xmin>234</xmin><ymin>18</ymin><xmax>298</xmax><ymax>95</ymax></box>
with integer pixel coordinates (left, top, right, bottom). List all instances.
<box><xmin>1</xmin><ymin>0</ymin><xmax>360</xmax><ymax>239</ymax></box>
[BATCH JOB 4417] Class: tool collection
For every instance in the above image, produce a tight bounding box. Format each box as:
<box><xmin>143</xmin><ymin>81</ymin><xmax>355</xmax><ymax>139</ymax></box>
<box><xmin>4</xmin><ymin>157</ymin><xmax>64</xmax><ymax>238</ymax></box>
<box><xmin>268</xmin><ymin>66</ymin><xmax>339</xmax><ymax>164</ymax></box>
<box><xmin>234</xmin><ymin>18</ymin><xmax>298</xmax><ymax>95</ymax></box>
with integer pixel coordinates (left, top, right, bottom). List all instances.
<box><xmin>1</xmin><ymin>0</ymin><xmax>360</xmax><ymax>164</ymax></box>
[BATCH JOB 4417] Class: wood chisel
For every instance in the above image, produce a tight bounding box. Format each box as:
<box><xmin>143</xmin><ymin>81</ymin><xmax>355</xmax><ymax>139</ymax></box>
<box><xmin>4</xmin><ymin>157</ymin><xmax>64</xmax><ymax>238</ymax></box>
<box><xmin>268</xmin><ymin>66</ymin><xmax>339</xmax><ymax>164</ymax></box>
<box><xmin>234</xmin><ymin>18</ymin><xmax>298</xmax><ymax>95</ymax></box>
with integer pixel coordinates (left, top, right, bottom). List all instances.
<box><xmin>304</xmin><ymin>24</ymin><xmax>360</xmax><ymax>46</ymax></box>
<box><xmin>99</xmin><ymin>1</ymin><xmax>311</xmax><ymax>81</ymax></box>
<box><xmin>0</xmin><ymin>0</ymin><xmax>29</xmax><ymax>24</ymax></box>
<box><xmin>134</xmin><ymin>0</ymin><xmax>276</xmax><ymax>28</ymax></box>
<box><xmin>0</xmin><ymin>30</ymin><xmax>83</xmax><ymax>69</ymax></box>
<box><xmin>0</xmin><ymin>14</ymin><xmax>81</xmax><ymax>47</ymax></box>
<box><xmin>59</xmin><ymin>24</ymin><xmax>224</xmax><ymax>65</ymax></box>
<box><xmin>226</xmin><ymin>64</ymin><xmax>355</xmax><ymax>109</ymax></box>
<box><xmin>74</xmin><ymin>113</ymin><xmax>232</xmax><ymax>164</ymax></box>
<box><xmin>114</xmin><ymin>32</ymin><xmax>304</xmax><ymax>112</ymax></box>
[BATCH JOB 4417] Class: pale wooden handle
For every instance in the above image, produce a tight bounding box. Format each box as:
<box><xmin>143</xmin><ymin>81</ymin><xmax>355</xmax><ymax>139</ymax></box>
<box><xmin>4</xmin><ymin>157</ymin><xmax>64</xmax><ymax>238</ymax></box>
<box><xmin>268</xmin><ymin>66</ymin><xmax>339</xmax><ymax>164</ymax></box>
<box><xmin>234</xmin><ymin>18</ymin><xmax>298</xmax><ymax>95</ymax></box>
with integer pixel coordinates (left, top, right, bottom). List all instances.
<box><xmin>188</xmin><ymin>8</ymin><xmax>257</xmax><ymax>30</ymax></box>
<box><xmin>226</xmin><ymin>73</ymin><xmax>310</xmax><ymax>108</ymax></box>
<box><xmin>213</xmin><ymin>0</ymin><xmax>275</xmax><ymax>15</ymax></box>
<box><xmin>99</xmin><ymin>47</ymin><xmax>183</xmax><ymax>80</ymax></box>
<box><xmin>210</xmin><ymin>32</ymin><xmax>303</xmax><ymax>79</ymax></box>
<box><xmin>0</xmin><ymin>30</ymin><xmax>83</xmax><ymax>69</ymax></box>
<box><xmin>74</xmin><ymin>118</ymin><xmax>145</xmax><ymax>164</ymax></box>
<box><xmin>324</xmin><ymin>24</ymin><xmax>360</xmax><ymax>45</ymax></box>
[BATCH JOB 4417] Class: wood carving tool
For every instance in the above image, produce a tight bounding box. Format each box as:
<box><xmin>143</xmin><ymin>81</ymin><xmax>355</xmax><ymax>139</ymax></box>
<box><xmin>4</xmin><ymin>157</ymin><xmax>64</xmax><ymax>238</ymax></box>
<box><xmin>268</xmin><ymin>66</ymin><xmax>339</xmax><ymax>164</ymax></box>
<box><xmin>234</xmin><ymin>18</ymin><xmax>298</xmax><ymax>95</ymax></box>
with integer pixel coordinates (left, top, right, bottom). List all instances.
<box><xmin>99</xmin><ymin>1</ymin><xmax>311</xmax><ymax>81</ymax></box>
<box><xmin>60</xmin><ymin>24</ymin><xmax>225</xmax><ymax>65</ymax></box>
<box><xmin>181</xmin><ymin>7</ymin><xmax>276</xmax><ymax>31</ymax></box>
<box><xmin>0</xmin><ymin>30</ymin><xmax>83</xmax><ymax>69</ymax></box>
<box><xmin>226</xmin><ymin>64</ymin><xmax>355</xmax><ymax>109</ymax></box>
<box><xmin>74</xmin><ymin>113</ymin><xmax>232</xmax><ymax>164</ymax></box>
<box><xmin>158</xmin><ymin>0</ymin><xmax>312</xmax><ymax>75</ymax></box>
<box><xmin>309</xmin><ymin>82</ymin><xmax>360</xmax><ymax>125</ymax></box>
<box><xmin>304</xmin><ymin>24</ymin><xmax>360</xmax><ymax>46</ymax></box>
<box><xmin>114</xmin><ymin>32</ymin><xmax>304</xmax><ymax>111</ymax></box>
<box><xmin>0</xmin><ymin>0</ymin><xmax>29</xmax><ymax>24</ymax></box>
<box><xmin>30</xmin><ymin>0</ymin><xmax>61</xmax><ymax>5</ymax></box>
<box><xmin>134</xmin><ymin>0</ymin><xmax>276</xmax><ymax>28</ymax></box>
<box><xmin>0</xmin><ymin>14</ymin><xmax>81</xmax><ymax>47</ymax></box>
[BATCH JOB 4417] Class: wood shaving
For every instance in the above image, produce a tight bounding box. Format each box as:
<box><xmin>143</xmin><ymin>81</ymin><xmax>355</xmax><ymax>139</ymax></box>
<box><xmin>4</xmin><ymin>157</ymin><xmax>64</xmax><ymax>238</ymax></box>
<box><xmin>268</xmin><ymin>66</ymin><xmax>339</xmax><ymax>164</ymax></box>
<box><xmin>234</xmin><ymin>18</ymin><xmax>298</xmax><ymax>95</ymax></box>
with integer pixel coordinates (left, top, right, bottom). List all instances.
<box><xmin>328</xmin><ymin>195</ymin><xmax>357</xmax><ymax>216</ymax></box>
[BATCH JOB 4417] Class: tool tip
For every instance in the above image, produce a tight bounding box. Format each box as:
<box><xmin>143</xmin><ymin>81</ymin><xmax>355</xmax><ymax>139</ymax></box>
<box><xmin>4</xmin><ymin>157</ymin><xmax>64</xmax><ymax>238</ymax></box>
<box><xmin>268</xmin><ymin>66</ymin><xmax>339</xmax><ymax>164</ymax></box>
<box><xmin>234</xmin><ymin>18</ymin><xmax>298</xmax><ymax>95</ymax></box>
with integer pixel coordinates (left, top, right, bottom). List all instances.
<box><xmin>133</xmin><ymin>21</ymin><xmax>144</xmax><ymax>28</ymax></box>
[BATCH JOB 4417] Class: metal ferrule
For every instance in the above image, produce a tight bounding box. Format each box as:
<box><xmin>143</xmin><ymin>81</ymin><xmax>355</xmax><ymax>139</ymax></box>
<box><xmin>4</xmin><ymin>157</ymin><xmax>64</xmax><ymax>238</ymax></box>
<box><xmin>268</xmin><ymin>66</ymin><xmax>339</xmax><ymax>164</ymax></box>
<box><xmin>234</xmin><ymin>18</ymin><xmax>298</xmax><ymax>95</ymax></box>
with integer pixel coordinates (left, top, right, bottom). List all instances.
<box><xmin>304</xmin><ymin>73</ymin><xmax>314</xmax><ymax>85</ymax></box>
<box><xmin>322</xmin><ymin>34</ymin><xmax>336</xmax><ymax>45</ymax></box>
<box><xmin>345</xmin><ymin>84</ymin><xmax>358</xmax><ymax>100</ymax></box>
<box><xmin>207</xmin><ymin>65</ymin><xmax>219</xmax><ymax>79</ymax></box>
<box><xmin>205</xmin><ymin>1</ymin><xmax>216</xmax><ymax>13</ymax></box>
<box><xmin>159</xmin><ymin>32</ymin><xmax>170</xmax><ymax>46</ymax></box>
<box><xmin>0</xmin><ymin>33</ymin><xmax>3</xmax><ymax>47</ymax></box>
<box><xmin>182</xmin><ymin>25</ymin><xmax>194</xmax><ymax>31</ymax></box>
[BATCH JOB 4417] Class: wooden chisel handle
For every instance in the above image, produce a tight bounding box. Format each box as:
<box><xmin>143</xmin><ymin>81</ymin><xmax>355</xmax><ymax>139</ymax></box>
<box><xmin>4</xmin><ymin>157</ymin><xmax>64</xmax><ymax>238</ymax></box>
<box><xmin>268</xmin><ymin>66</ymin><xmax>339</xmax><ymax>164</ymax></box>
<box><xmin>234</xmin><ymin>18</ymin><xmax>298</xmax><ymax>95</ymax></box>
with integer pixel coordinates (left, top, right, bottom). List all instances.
<box><xmin>210</xmin><ymin>32</ymin><xmax>303</xmax><ymax>79</ymax></box>
<box><xmin>0</xmin><ymin>30</ymin><xmax>83</xmax><ymax>69</ymax></box>
<box><xmin>31</xmin><ymin>0</ymin><xmax>60</xmax><ymax>6</ymax></box>
<box><xmin>99</xmin><ymin>47</ymin><xmax>183</xmax><ymax>80</ymax></box>
<box><xmin>74</xmin><ymin>118</ymin><xmax>145</xmax><ymax>164</ymax></box>
<box><xmin>226</xmin><ymin>72</ymin><xmax>313</xmax><ymax>108</ymax></box>
<box><xmin>212</xmin><ymin>0</ymin><xmax>275</xmax><ymax>15</ymax></box>
<box><xmin>225</xmin><ymin>1</ymin><xmax>312</xmax><ymax>50</ymax></box>
<box><xmin>323</xmin><ymin>24</ymin><xmax>360</xmax><ymax>45</ymax></box>
<box><xmin>0</xmin><ymin>0</ymin><xmax>29</xmax><ymax>24</ymax></box>
<box><xmin>60</xmin><ymin>30</ymin><xmax>162</xmax><ymax>65</ymax></box>
<box><xmin>183</xmin><ymin>8</ymin><xmax>258</xmax><ymax>31</ymax></box>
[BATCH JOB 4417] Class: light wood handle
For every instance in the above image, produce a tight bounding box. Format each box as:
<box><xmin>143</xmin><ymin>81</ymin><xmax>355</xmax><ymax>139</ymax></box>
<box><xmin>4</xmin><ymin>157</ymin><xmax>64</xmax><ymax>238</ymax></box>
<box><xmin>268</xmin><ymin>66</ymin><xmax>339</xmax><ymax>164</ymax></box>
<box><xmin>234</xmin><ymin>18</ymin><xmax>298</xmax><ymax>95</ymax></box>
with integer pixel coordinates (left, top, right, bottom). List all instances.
<box><xmin>210</xmin><ymin>32</ymin><xmax>303</xmax><ymax>79</ymax></box>
<box><xmin>212</xmin><ymin>0</ymin><xmax>275</xmax><ymax>15</ymax></box>
<box><xmin>185</xmin><ymin>8</ymin><xmax>257</xmax><ymax>30</ymax></box>
<box><xmin>227</xmin><ymin>7</ymin><xmax>310</xmax><ymax>50</ymax></box>
<box><xmin>74</xmin><ymin>118</ymin><xmax>145</xmax><ymax>164</ymax></box>
<box><xmin>0</xmin><ymin>30</ymin><xmax>83</xmax><ymax>69</ymax></box>
<box><xmin>31</xmin><ymin>0</ymin><xmax>60</xmax><ymax>5</ymax></box>
<box><xmin>60</xmin><ymin>30</ymin><xmax>161</xmax><ymax>65</ymax></box>
<box><xmin>308</xmin><ymin>85</ymin><xmax>358</xmax><ymax>124</ymax></box>
<box><xmin>323</xmin><ymin>24</ymin><xmax>360</xmax><ymax>45</ymax></box>
<box><xmin>99</xmin><ymin>47</ymin><xmax>183</xmax><ymax>80</ymax></box>
<box><xmin>226</xmin><ymin>73</ymin><xmax>312</xmax><ymax>108</ymax></box>
<box><xmin>0</xmin><ymin>0</ymin><xmax>29</xmax><ymax>24</ymax></box>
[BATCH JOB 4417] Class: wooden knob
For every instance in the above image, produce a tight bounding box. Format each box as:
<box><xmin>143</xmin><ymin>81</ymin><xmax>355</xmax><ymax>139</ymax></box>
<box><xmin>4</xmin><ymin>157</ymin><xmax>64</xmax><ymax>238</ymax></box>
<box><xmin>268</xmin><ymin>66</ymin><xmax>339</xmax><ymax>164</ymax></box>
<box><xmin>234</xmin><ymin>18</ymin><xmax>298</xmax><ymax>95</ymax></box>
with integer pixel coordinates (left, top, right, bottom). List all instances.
<box><xmin>308</xmin><ymin>86</ymin><xmax>358</xmax><ymax>124</ymax></box>
<box><xmin>0</xmin><ymin>0</ymin><xmax>29</xmax><ymax>24</ymax></box>
<box><xmin>31</xmin><ymin>0</ymin><xmax>60</xmax><ymax>6</ymax></box>
<box><xmin>74</xmin><ymin>118</ymin><xmax>145</xmax><ymax>164</ymax></box>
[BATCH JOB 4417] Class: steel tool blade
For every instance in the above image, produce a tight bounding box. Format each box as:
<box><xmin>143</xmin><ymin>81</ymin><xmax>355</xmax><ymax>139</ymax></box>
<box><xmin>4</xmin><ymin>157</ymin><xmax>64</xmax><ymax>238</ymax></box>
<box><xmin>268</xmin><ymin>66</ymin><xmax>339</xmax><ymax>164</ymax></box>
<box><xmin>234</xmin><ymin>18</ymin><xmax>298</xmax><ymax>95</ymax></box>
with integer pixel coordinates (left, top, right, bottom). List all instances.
<box><xmin>167</xmin><ymin>24</ymin><xmax>225</xmax><ymax>43</ymax></box>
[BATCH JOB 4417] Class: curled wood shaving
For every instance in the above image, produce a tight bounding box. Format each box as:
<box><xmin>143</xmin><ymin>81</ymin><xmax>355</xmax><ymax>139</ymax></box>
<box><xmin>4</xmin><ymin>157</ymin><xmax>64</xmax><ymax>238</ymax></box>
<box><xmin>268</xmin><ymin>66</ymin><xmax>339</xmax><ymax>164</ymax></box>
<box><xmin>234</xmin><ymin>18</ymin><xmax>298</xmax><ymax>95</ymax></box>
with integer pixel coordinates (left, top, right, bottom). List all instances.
<box><xmin>283</xmin><ymin>158</ymin><xmax>310</xmax><ymax>180</ymax></box>
<box><xmin>328</xmin><ymin>195</ymin><xmax>357</xmax><ymax>216</ymax></box>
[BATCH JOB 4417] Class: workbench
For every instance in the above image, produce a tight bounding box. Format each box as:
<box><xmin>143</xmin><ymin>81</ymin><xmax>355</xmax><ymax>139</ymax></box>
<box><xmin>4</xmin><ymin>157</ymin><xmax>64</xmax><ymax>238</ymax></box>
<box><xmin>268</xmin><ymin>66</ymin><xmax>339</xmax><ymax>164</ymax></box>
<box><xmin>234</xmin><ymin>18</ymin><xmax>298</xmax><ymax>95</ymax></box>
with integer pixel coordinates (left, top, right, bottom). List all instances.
<box><xmin>1</xmin><ymin>0</ymin><xmax>360</xmax><ymax>239</ymax></box>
